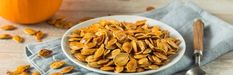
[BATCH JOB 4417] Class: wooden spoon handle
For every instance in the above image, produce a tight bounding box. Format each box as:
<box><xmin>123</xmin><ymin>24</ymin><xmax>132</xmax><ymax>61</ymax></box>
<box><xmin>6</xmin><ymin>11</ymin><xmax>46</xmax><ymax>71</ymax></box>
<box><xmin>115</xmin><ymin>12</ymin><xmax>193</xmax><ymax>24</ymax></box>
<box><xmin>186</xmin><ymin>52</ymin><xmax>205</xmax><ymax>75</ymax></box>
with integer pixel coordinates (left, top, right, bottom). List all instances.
<box><xmin>193</xmin><ymin>19</ymin><xmax>204</xmax><ymax>52</ymax></box>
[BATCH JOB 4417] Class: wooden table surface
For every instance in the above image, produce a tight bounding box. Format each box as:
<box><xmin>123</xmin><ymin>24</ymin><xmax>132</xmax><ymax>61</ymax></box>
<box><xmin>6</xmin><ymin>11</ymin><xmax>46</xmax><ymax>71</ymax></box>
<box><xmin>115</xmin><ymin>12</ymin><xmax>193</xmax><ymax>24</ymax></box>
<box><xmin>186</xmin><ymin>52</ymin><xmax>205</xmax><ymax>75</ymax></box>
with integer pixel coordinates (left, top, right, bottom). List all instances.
<box><xmin>1</xmin><ymin>0</ymin><xmax>233</xmax><ymax>75</ymax></box>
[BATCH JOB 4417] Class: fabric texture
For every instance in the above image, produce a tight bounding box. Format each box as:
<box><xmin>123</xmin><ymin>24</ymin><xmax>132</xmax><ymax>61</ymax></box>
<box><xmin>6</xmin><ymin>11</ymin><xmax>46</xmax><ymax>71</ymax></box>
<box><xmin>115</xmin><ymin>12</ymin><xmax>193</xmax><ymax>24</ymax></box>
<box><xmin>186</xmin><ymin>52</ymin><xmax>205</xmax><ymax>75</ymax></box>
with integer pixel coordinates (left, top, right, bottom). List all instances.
<box><xmin>25</xmin><ymin>0</ymin><xmax>233</xmax><ymax>75</ymax></box>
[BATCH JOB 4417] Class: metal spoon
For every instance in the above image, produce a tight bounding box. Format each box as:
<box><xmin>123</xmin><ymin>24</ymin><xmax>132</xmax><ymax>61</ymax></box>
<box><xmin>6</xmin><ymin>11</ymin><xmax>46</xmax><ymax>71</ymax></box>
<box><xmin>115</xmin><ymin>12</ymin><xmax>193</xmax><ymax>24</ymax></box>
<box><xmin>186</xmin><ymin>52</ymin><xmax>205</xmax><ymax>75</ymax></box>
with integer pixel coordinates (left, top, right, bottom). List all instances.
<box><xmin>185</xmin><ymin>19</ymin><xmax>206</xmax><ymax>75</ymax></box>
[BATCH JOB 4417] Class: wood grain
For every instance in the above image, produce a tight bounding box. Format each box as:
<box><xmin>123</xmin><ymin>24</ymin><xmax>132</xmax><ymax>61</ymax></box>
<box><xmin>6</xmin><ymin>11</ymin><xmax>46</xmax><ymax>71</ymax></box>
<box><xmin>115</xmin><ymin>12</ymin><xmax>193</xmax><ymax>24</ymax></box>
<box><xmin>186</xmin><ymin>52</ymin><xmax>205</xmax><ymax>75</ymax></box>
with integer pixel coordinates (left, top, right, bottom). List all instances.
<box><xmin>0</xmin><ymin>0</ymin><xmax>233</xmax><ymax>75</ymax></box>
<box><xmin>193</xmin><ymin>19</ymin><xmax>204</xmax><ymax>51</ymax></box>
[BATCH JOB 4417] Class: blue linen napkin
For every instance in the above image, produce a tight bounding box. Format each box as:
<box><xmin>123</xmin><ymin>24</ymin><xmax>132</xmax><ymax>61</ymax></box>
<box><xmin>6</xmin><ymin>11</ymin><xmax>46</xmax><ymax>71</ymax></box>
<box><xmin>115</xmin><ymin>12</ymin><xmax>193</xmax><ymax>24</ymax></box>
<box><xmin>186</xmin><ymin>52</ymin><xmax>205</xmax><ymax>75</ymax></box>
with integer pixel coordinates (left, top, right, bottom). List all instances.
<box><xmin>25</xmin><ymin>0</ymin><xmax>233</xmax><ymax>75</ymax></box>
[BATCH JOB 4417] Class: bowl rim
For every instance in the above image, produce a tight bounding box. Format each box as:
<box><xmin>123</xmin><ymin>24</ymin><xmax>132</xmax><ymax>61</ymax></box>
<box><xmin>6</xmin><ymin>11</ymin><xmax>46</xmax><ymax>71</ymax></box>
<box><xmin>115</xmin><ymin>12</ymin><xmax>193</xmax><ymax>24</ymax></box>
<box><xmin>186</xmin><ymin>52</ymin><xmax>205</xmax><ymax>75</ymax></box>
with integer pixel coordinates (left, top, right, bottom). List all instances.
<box><xmin>61</xmin><ymin>15</ymin><xmax>186</xmax><ymax>75</ymax></box>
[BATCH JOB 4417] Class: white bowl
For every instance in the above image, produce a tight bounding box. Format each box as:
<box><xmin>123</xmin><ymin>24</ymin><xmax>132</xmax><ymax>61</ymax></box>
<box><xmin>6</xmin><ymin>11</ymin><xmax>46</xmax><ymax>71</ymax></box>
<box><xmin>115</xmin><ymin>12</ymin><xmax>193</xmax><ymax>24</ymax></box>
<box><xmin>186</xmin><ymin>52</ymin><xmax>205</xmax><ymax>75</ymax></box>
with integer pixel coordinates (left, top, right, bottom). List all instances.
<box><xmin>61</xmin><ymin>15</ymin><xmax>186</xmax><ymax>75</ymax></box>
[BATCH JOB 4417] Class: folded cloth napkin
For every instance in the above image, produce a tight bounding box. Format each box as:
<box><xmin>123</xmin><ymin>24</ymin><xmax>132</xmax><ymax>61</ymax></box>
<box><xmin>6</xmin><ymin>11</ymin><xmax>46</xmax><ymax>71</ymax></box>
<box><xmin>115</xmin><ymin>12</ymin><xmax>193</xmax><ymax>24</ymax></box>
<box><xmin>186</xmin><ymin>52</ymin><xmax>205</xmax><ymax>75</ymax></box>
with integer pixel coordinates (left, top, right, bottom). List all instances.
<box><xmin>25</xmin><ymin>0</ymin><xmax>233</xmax><ymax>75</ymax></box>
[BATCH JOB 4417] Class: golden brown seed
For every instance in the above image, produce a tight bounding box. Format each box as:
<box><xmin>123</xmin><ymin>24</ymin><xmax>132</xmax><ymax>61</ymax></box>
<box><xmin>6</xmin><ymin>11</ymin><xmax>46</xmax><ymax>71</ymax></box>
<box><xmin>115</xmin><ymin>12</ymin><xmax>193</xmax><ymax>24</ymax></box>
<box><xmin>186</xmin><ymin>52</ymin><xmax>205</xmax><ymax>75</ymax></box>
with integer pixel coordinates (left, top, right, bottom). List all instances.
<box><xmin>143</xmin><ymin>48</ymin><xmax>152</xmax><ymax>54</ymax></box>
<box><xmin>115</xmin><ymin>42</ymin><xmax>122</xmax><ymax>49</ymax></box>
<box><xmin>50</xmin><ymin>61</ymin><xmax>66</xmax><ymax>69</ymax></box>
<box><xmin>107</xmin><ymin>38</ymin><xmax>117</xmax><ymax>46</ymax></box>
<box><xmin>69</xmin><ymin>34</ymin><xmax>82</xmax><ymax>38</ymax></box>
<box><xmin>61</xmin><ymin>66</ymin><xmax>75</xmax><ymax>73</ymax></box>
<box><xmin>78</xmin><ymin>17</ymin><xmax>93</xmax><ymax>23</ymax></box>
<box><xmin>147</xmin><ymin>55</ymin><xmax>154</xmax><ymax>62</ymax></box>
<box><xmin>126</xmin><ymin>58</ymin><xmax>137</xmax><ymax>72</ymax></box>
<box><xmin>104</xmin><ymin>60</ymin><xmax>114</xmax><ymax>66</ymax></box>
<box><xmin>20</xmin><ymin>72</ymin><xmax>29</xmax><ymax>75</ymax></box>
<box><xmin>114</xmin><ymin>53</ymin><xmax>129</xmax><ymax>66</ymax></box>
<box><xmin>111</xmin><ymin>49</ymin><xmax>121</xmax><ymax>58</ymax></box>
<box><xmin>74</xmin><ymin>53</ymin><xmax>87</xmax><ymax>62</ymax></box>
<box><xmin>114</xmin><ymin>66</ymin><xmax>124</xmax><ymax>73</ymax></box>
<box><xmin>85</xmin><ymin>55</ymin><xmax>96</xmax><ymax>63</ymax></box>
<box><xmin>32</xmin><ymin>71</ymin><xmax>41</xmax><ymax>75</ymax></box>
<box><xmin>152</xmin><ymin>55</ymin><xmax>162</xmax><ymax>64</ymax></box>
<box><xmin>63</xmin><ymin>21</ymin><xmax>74</xmax><ymax>29</ymax></box>
<box><xmin>0</xmin><ymin>34</ymin><xmax>12</xmax><ymax>39</ymax></box>
<box><xmin>34</xmin><ymin>31</ymin><xmax>45</xmax><ymax>42</ymax></box>
<box><xmin>145</xmin><ymin>39</ymin><xmax>155</xmax><ymax>49</ymax></box>
<box><xmin>137</xmin><ymin>40</ymin><xmax>146</xmax><ymax>51</ymax></box>
<box><xmin>146</xmin><ymin>6</ymin><xmax>155</xmax><ymax>11</ymax></box>
<box><xmin>97</xmin><ymin>59</ymin><xmax>109</xmax><ymax>64</ymax></box>
<box><xmin>103</xmin><ymin>49</ymin><xmax>111</xmax><ymax>56</ymax></box>
<box><xmin>148</xmin><ymin>65</ymin><xmax>159</xmax><ymax>70</ymax></box>
<box><xmin>85</xmin><ymin>42</ymin><xmax>97</xmax><ymax>48</ymax></box>
<box><xmin>100</xmin><ymin>66</ymin><xmax>114</xmax><ymax>71</ymax></box>
<box><xmin>113</xmin><ymin>31</ymin><xmax>126</xmax><ymax>41</ymax></box>
<box><xmin>50</xmin><ymin>72</ymin><xmax>63</xmax><ymax>75</ymax></box>
<box><xmin>166</xmin><ymin>39</ymin><xmax>179</xmax><ymax>49</ymax></box>
<box><xmin>12</xmin><ymin>35</ymin><xmax>24</xmax><ymax>43</ymax></box>
<box><xmin>47</xmin><ymin>18</ymin><xmax>57</xmax><ymax>25</ymax></box>
<box><xmin>23</xmin><ymin>28</ymin><xmax>37</xmax><ymax>35</ymax></box>
<box><xmin>154</xmin><ymin>52</ymin><xmax>168</xmax><ymax>60</ymax></box>
<box><xmin>69</xmin><ymin>42</ymin><xmax>83</xmax><ymax>50</ymax></box>
<box><xmin>81</xmin><ymin>48</ymin><xmax>96</xmax><ymax>55</ymax></box>
<box><xmin>131</xmin><ymin>40</ymin><xmax>138</xmax><ymax>53</ymax></box>
<box><xmin>88</xmin><ymin>62</ymin><xmax>101</xmax><ymax>68</ymax></box>
<box><xmin>38</xmin><ymin>49</ymin><xmax>53</xmax><ymax>57</ymax></box>
<box><xmin>167</xmin><ymin>51</ymin><xmax>176</xmax><ymax>55</ymax></box>
<box><xmin>136</xmin><ymin>20</ymin><xmax>146</xmax><ymax>26</ymax></box>
<box><xmin>15</xmin><ymin>65</ymin><xmax>30</xmax><ymax>74</ymax></box>
<box><xmin>136</xmin><ymin>68</ymin><xmax>144</xmax><ymax>72</ymax></box>
<box><xmin>94</xmin><ymin>44</ymin><xmax>105</xmax><ymax>58</ymax></box>
<box><xmin>7</xmin><ymin>71</ymin><xmax>18</xmax><ymax>75</ymax></box>
<box><xmin>134</xmin><ymin>54</ymin><xmax>147</xmax><ymax>59</ymax></box>
<box><xmin>68</xmin><ymin>37</ymin><xmax>82</xmax><ymax>42</ymax></box>
<box><xmin>0</xmin><ymin>25</ymin><xmax>16</xmax><ymax>30</ymax></box>
<box><xmin>122</xmin><ymin>42</ymin><xmax>132</xmax><ymax>53</ymax></box>
<box><xmin>138</xmin><ymin>58</ymin><xmax>149</xmax><ymax>65</ymax></box>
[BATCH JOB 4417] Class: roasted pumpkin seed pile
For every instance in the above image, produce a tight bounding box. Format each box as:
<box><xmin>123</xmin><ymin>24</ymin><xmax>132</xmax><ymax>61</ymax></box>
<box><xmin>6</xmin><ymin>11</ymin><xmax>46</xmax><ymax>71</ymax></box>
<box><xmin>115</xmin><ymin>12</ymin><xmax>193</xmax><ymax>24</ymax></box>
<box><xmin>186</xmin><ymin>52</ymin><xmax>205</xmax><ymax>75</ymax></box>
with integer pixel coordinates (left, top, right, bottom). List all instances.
<box><xmin>68</xmin><ymin>19</ymin><xmax>180</xmax><ymax>73</ymax></box>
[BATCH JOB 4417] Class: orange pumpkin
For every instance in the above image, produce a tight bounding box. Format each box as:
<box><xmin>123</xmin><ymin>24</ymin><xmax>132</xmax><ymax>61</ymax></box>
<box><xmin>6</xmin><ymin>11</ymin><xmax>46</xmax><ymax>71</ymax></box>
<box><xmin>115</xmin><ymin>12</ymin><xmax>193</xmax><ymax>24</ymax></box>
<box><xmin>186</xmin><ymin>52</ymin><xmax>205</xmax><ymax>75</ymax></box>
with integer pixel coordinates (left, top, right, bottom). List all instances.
<box><xmin>0</xmin><ymin>0</ymin><xmax>63</xmax><ymax>24</ymax></box>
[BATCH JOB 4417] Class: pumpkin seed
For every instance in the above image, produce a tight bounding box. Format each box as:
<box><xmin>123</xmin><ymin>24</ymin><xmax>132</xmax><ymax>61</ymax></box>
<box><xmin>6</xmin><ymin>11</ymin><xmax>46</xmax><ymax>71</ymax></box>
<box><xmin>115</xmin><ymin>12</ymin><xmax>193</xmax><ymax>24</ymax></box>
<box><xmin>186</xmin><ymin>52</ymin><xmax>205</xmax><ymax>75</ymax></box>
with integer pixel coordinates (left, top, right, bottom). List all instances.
<box><xmin>69</xmin><ymin>42</ymin><xmax>83</xmax><ymax>50</ymax></box>
<box><xmin>34</xmin><ymin>31</ymin><xmax>45</xmax><ymax>42</ymax></box>
<box><xmin>61</xmin><ymin>66</ymin><xmax>75</xmax><ymax>73</ymax></box>
<box><xmin>100</xmin><ymin>66</ymin><xmax>114</xmax><ymax>71</ymax></box>
<box><xmin>23</xmin><ymin>28</ymin><xmax>37</xmax><ymax>35</ymax></box>
<box><xmin>50</xmin><ymin>61</ymin><xmax>65</xmax><ymax>69</ymax></box>
<box><xmin>148</xmin><ymin>65</ymin><xmax>159</xmax><ymax>70</ymax></box>
<box><xmin>85</xmin><ymin>55</ymin><xmax>97</xmax><ymax>63</ymax></box>
<box><xmin>111</xmin><ymin>49</ymin><xmax>121</xmax><ymax>58</ymax></box>
<box><xmin>81</xmin><ymin>48</ymin><xmax>96</xmax><ymax>55</ymax></box>
<box><xmin>88</xmin><ymin>62</ymin><xmax>101</xmax><ymax>68</ymax></box>
<box><xmin>74</xmin><ymin>53</ymin><xmax>86</xmax><ymax>62</ymax></box>
<box><xmin>97</xmin><ymin>59</ymin><xmax>109</xmax><ymax>64</ymax></box>
<box><xmin>134</xmin><ymin>54</ymin><xmax>147</xmax><ymax>59</ymax></box>
<box><xmin>154</xmin><ymin>52</ymin><xmax>168</xmax><ymax>60</ymax></box>
<box><xmin>136</xmin><ymin>68</ymin><xmax>144</xmax><ymax>72</ymax></box>
<box><xmin>131</xmin><ymin>40</ymin><xmax>138</xmax><ymax>53</ymax></box>
<box><xmin>138</xmin><ymin>58</ymin><xmax>149</xmax><ymax>65</ymax></box>
<box><xmin>114</xmin><ymin>66</ymin><xmax>124</xmax><ymax>73</ymax></box>
<box><xmin>122</xmin><ymin>42</ymin><xmax>132</xmax><ymax>53</ymax></box>
<box><xmin>114</xmin><ymin>53</ymin><xmax>129</xmax><ymax>66</ymax></box>
<box><xmin>0</xmin><ymin>25</ymin><xmax>16</xmax><ymax>30</ymax></box>
<box><xmin>0</xmin><ymin>34</ymin><xmax>12</xmax><ymax>39</ymax></box>
<box><xmin>137</xmin><ymin>40</ymin><xmax>146</xmax><ymax>51</ymax></box>
<box><xmin>152</xmin><ymin>55</ymin><xmax>162</xmax><ymax>64</ymax></box>
<box><xmin>94</xmin><ymin>44</ymin><xmax>105</xmax><ymax>58</ymax></box>
<box><xmin>126</xmin><ymin>58</ymin><xmax>137</xmax><ymax>72</ymax></box>
<box><xmin>32</xmin><ymin>71</ymin><xmax>41</xmax><ymax>75</ymax></box>
<box><xmin>104</xmin><ymin>60</ymin><xmax>114</xmax><ymax>66</ymax></box>
<box><xmin>12</xmin><ymin>35</ymin><xmax>24</xmax><ymax>43</ymax></box>
<box><xmin>38</xmin><ymin>49</ymin><xmax>52</xmax><ymax>57</ymax></box>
